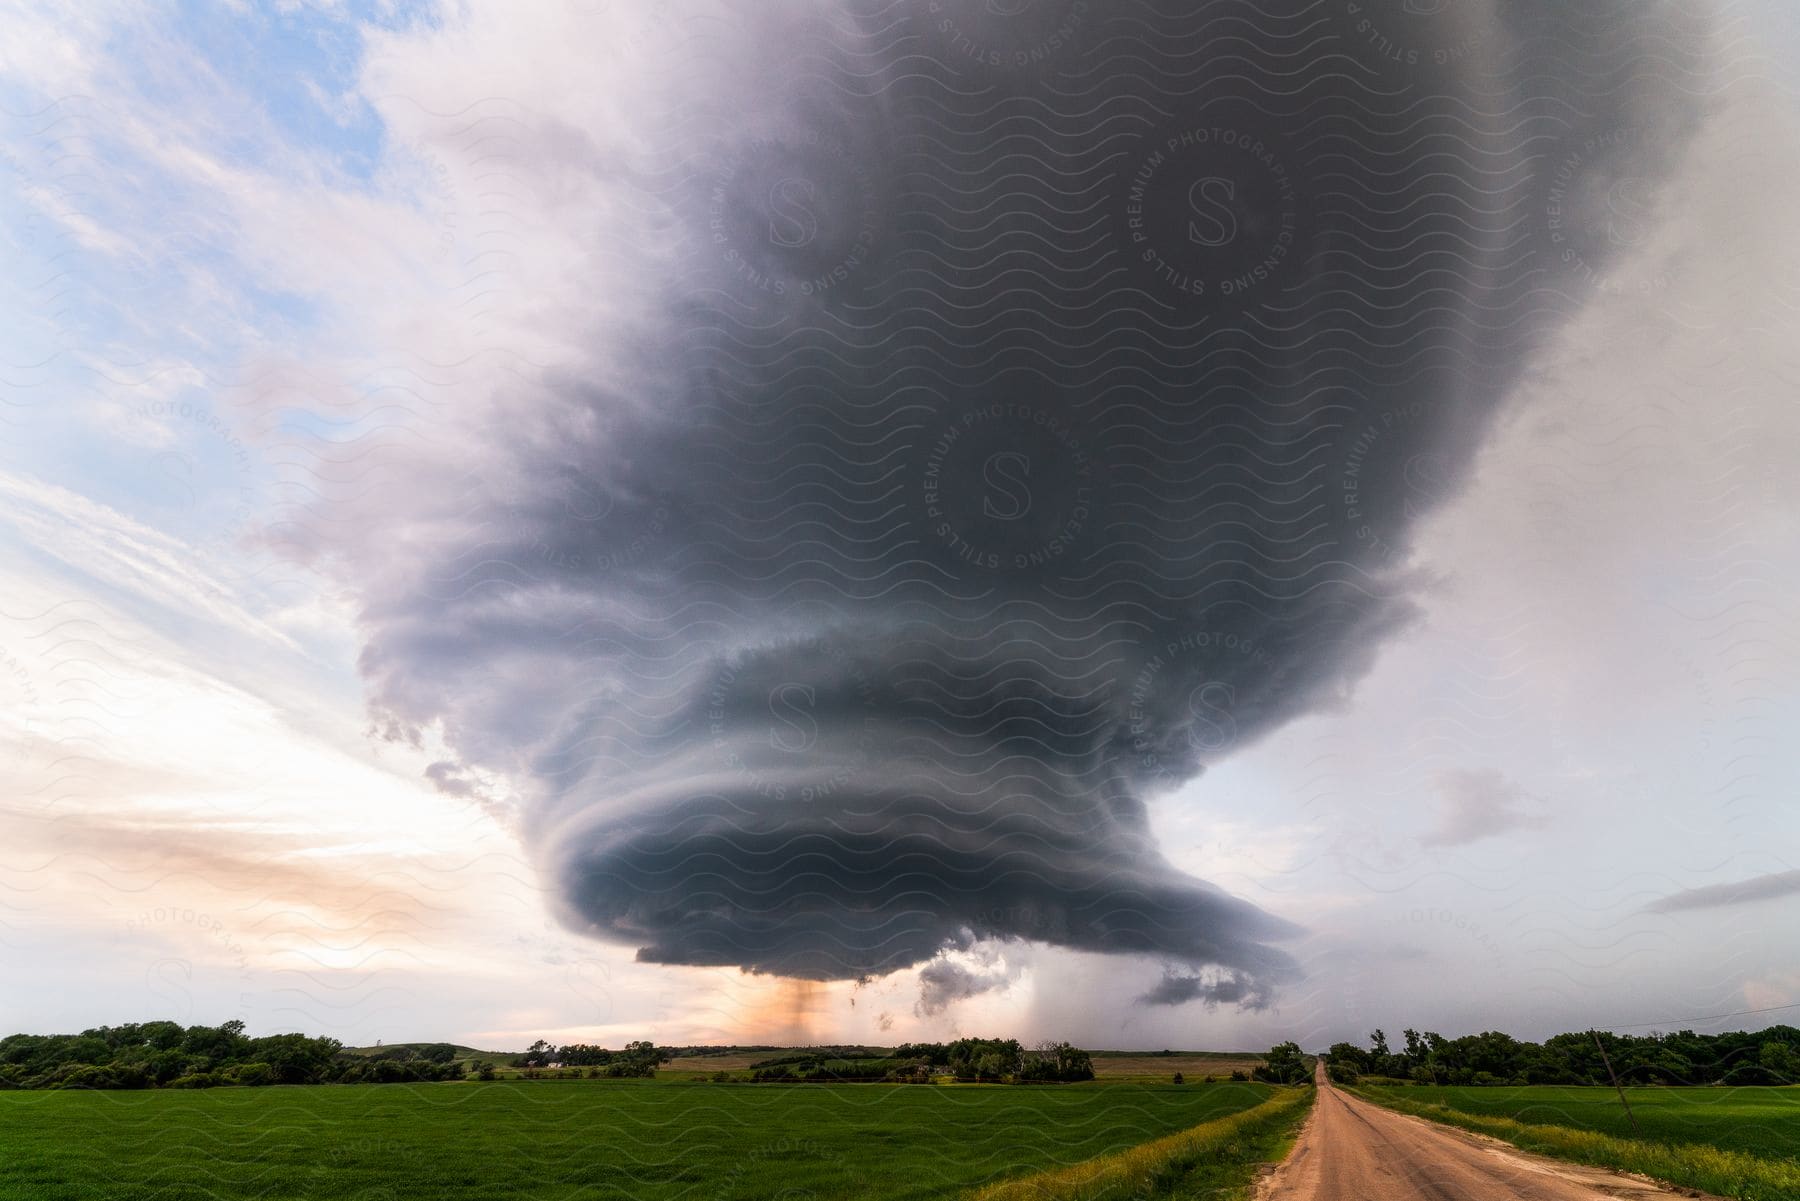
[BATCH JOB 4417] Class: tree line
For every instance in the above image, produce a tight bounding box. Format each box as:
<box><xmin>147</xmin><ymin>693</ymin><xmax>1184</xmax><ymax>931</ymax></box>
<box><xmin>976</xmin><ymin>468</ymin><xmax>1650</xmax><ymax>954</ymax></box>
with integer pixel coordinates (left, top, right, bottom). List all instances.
<box><xmin>1323</xmin><ymin>1025</ymin><xmax>1800</xmax><ymax>1087</ymax></box>
<box><xmin>513</xmin><ymin>1039</ymin><xmax>668</xmax><ymax>1077</ymax></box>
<box><xmin>888</xmin><ymin>1037</ymin><xmax>1096</xmax><ymax>1083</ymax></box>
<box><xmin>0</xmin><ymin>1020</ymin><xmax>414</xmax><ymax>1090</ymax></box>
<box><xmin>726</xmin><ymin>1038</ymin><xmax>1099</xmax><ymax>1084</ymax></box>
<box><xmin>0</xmin><ymin>1021</ymin><xmax>669</xmax><ymax>1090</ymax></box>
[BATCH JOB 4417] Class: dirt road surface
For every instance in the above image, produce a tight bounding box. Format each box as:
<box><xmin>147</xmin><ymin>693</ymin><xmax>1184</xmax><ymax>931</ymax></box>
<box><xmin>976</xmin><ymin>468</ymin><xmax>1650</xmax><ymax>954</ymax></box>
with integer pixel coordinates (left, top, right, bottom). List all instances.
<box><xmin>1256</xmin><ymin>1063</ymin><xmax>1717</xmax><ymax>1201</ymax></box>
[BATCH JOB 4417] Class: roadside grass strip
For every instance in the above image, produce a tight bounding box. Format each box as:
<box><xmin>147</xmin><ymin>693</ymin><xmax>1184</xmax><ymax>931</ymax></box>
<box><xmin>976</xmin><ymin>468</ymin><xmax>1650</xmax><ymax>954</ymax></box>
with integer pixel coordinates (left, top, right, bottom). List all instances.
<box><xmin>966</xmin><ymin>1086</ymin><xmax>1314</xmax><ymax>1201</ymax></box>
<box><xmin>1348</xmin><ymin>1088</ymin><xmax>1800</xmax><ymax>1201</ymax></box>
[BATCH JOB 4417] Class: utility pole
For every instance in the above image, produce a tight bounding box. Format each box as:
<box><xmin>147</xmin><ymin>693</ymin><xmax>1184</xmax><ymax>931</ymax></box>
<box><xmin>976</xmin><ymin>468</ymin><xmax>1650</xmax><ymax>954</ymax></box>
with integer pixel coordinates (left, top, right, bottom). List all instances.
<box><xmin>1589</xmin><ymin>1029</ymin><xmax>1642</xmax><ymax>1139</ymax></box>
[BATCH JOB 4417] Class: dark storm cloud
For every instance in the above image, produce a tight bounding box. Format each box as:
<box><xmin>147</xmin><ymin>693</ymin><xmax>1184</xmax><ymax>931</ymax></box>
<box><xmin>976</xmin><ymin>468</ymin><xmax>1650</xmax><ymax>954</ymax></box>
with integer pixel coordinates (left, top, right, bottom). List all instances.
<box><xmin>1138</xmin><ymin>969</ymin><xmax>1271</xmax><ymax>1011</ymax></box>
<box><xmin>349</xmin><ymin>1</ymin><xmax>1710</xmax><ymax>1001</ymax></box>
<box><xmin>915</xmin><ymin>958</ymin><xmax>1012</xmax><ymax>1017</ymax></box>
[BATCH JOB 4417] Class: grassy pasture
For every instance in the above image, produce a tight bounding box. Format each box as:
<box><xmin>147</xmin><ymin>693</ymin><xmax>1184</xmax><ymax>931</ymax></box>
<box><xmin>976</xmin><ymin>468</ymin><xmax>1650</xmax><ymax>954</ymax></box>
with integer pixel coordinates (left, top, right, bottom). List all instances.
<box><xmin>1355</xmin><ymin>1083</ymin><xmax>1800</xmax><ymax>1201</ymax></box>
<box><xmin>1362</xmin><ymin>1083</ymin><xmax>1800</xmax><ymax>1158</ymax></box>
<box><xmin>660</xmin><ymin>1053</ymin><xmax>783</xmax><ymax>1074</ymax></box>
<box><xmin>1086</xmin><ymin>1052</ymin><xmax>1263</xmax><ymax>1082</ymax></box>
<box><xmin>970</xmin><ymin>1086</ymin><xmax>1312</xmax><ymax>1201</ymax></box>
<box><xmin>0</xmin><ymin>1077</ymin><xmax>1273</xmax><ymax>1201</ymax></box>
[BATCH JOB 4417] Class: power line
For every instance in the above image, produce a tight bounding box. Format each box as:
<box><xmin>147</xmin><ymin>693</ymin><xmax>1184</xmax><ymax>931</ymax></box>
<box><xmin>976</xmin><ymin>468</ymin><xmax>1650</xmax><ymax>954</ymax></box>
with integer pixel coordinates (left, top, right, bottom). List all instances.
<box><xmin>1596</xmin><ymin>1001</ymin><xmax>1800</xmax><ymax>1031</ymax></box>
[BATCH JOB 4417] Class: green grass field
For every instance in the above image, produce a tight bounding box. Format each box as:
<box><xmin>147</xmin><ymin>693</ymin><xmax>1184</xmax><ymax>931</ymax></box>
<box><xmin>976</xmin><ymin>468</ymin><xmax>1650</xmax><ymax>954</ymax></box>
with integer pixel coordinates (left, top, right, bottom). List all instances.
<box><xmin>1359</xmin><ymin>1083</ymin><xmax>1800</xmax><ymax>1158</ymax></box>
<box><xmin>1354</xmin><ymin>1083</ymin><xmax>1800</xmax><ymax>1201</ymax></box>
<box><xmin>0</xmin><ymin>1078</ymin><xmax>1274</xmax><ymax>1201</ymax></box>
<box><xmin>971</xmin><ymin>1087</ymin><xmax>1312</xmax><ymax>1201</ymax></box>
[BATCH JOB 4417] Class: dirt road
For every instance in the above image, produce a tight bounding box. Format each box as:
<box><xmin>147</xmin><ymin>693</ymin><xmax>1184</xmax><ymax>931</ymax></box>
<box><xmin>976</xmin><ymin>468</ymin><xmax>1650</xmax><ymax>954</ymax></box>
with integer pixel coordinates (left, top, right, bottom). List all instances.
<box><xmin>1256</xmin><ymin>1063</ymin><xmax>1713</xmax><ymax>1201</ymax></box>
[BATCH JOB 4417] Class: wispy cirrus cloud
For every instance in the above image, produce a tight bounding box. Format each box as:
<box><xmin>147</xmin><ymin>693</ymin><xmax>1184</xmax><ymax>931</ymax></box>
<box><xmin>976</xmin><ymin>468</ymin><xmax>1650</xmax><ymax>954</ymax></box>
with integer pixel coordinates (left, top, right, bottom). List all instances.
<box><xmin>1645</xmin><ymin>870</ymin><xmax>1800</xmax><ymax>914</ymax></box>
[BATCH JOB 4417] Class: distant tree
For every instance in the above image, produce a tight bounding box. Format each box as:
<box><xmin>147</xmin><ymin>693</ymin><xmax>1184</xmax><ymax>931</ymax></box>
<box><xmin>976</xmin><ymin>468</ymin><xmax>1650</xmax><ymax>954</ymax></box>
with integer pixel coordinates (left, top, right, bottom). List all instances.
<box><xmin>1759</xmin><ymin>1041</ymin><xmax>1800</xmax><ymax>1084</ymax></box>
<box><xmin>52</xmin><ymin>1065</ymin><xmax>138</xmax><ymax>1090</ymax></box>
<box><xmin>59</xmin><ymin>1036</ymin><xmax>111</xmax><ymax>1066</ymax></box>
<box><xmin>1172</xmin><ymin>1071</ymin><xmax>1185</xmax><ymax>1085</ymax></box>
<box><xmin>944</xmin><ymin>1037</ymin><xmax>1024</xmax><ymax>1081</ymax></box>
<box><xmin>1327</xmin><ymin>1042</ymin><xmax>1370</xmax><ymax>1076</ymax></box>
<box><xmin>181</xmin><ymin>1021</ymin><xmax>248</xmax><ymax>1061</ymax></box>
<box><xmin>1054</xmin><ymin>1043</ymin><xmax>1094</xmax><ymax>1082</ymax></box>
<box><xmin>231</xmin><ymin>1062</ymin><xmax>275</xmax><ymax>1087</ymax></box>
<box><xmin>249</xmin><ymin>1032</ymin><xmax>340</xmax><ymax>1083</ymax></box>
<box><xmin>556</xmin><ymin>1044</ymin><xmax>615</xmax><ymax>1067</ymax></box>
<box><xmin>620</xmin><ymin>1040</ymin><xmax>669</xmax><ymax>1066</ymax></box>
<box><xmin>473</xmin><ymin>1060</ymin><xmax>497</xmax><ymax>1081</ymax></box>
<box><xmin>142</xmin><ymin>1049</ymin><xmax>187</xmax><ymax>1086</ymax></box>
<box><xmin>1254</xmin><ymin>1042</ymin><xmax>1310</xmax><ymax>1085</ymax></box>
<box><xmin>140</xmin><ymin>1022</ymin><xmax>184</xmax><ymax>1051</ymax></box>
<box><xmin>1018</xmin><ymin>1040</ymin><xmax>1093</xmax><ymax>1083</ymax></box>
<box><xmin>417</xmin><ymin>1043</ymin><xmax>458</xmax><ymax>1065</ymax></box>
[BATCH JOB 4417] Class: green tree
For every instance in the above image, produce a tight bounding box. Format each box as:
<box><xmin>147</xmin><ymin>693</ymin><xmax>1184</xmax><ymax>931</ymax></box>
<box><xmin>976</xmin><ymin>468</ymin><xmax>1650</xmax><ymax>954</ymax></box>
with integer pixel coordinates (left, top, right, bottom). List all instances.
<box><xmin>140</xmin><ymin>1022</ymin><xmax>184</xmax><ymax>1051</ymax></box>
<box><xmin>230</xmin><ymin>1062</ymin><xmax>275</xmax><ymax>1086</ymax></box>
<box><xmin>1759</xmin><ymin>1040</ymin><xmax>1800</xmax><ymax>1083</ymax></box>
<box><xmin>248</xmin><ymin>1032</ymin><xmax>340</xmax><ymax>1084</ymax></box>
<box><xmin>1017</xmin><ymin>1041</ymin><xmax>1094</xmax><ymax>1083</ymax></box>
<box><xmin>1327</xmin><ymin>1042</ymin><xmax>1370</xmax><ymax>1074</ymax></box>
<box><xmin>1324</xmin><ymin>1045</ymin><xmax>1362</xmax><ymax>1084</ymax></box>
<box><xmin>417</xmin><ymin>1043</ymin><xmax>458</xmax><ymax>1064</ymax></box>
<box><xmin>1255</xmin><ymin>1042</ymin><xmax>1310</xmax><ymax>1085</ymax></box>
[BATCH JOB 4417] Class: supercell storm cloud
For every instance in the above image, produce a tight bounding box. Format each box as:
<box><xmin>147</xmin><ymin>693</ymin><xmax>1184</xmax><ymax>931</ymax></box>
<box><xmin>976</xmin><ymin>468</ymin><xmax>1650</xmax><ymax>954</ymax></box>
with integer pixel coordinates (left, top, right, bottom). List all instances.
<box><xmin>345</xmin><ymin>1</ymin><xmax>1707</xmax><ymax>1002</ymax></box>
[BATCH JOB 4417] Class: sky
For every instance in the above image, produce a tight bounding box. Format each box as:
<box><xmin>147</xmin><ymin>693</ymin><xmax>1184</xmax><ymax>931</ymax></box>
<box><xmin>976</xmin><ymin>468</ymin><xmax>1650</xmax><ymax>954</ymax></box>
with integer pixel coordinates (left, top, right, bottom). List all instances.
<box><xmin>0</xmin><ymin>0</ymin><xmax>1796</xmax><ymax>1054</ymax></box>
